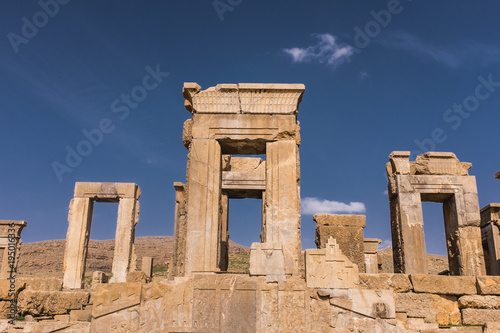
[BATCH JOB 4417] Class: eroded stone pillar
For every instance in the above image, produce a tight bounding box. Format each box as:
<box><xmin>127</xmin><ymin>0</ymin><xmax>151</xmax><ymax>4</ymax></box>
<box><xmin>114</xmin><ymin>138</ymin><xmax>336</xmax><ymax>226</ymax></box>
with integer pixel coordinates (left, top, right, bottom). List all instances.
<box><xmin>219</xmin><ymin>193</ymin><xmax>229</xmax><ymax>271</ymax></box>
<box><xmin>481</xmin><ymin>204</ymin><xmax>500</xmax><ymax>275</ymax></box>
<box><xmin>264</xmin><ymin>140</ymin><xmax>301</xmax><ymax>276</ymax></box>
<box><xmin>172</xmin><ymin>182</ymin><xmax>187</xmax><ymax>277</ymax></box>
<box><xmin>0</xmin><ymin>221</ymin><xmax>26</xmax><ymax>279</ymax></box>
<box><xmin>63</xmin><ymin>198</ymin><xmax>94</xmax><ymax>289</ymax></box>
<box><xmin>364</xmin><ymin>238</ymin><xmax>381</xmax><ymax>274</ymax></box>
<box><xmin>184</xmin><ymin>139</ymin><xmax>222</xmax><ymax>274</ymax></box>
<box><xmin>110</xmin><ymin>197</ymin><xmax>139</xmax><ymax>283</ymax></box>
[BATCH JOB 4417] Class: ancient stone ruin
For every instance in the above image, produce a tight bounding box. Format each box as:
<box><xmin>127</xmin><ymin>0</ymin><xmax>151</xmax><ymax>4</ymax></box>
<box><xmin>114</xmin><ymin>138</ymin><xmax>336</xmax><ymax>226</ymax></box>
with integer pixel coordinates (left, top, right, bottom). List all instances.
<box><xmin>2</xmin><ymin>83</ymin><xmax>500</xmax><ymax>332</ymax></box>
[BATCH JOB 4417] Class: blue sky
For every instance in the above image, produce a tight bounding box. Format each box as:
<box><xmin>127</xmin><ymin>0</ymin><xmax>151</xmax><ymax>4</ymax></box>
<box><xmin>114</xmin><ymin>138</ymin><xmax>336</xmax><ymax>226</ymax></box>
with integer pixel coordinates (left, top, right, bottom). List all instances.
<box><xmin>1</xmin><ymin>1</ymin><xmax>499</xmax><ymax>256</ymax></box>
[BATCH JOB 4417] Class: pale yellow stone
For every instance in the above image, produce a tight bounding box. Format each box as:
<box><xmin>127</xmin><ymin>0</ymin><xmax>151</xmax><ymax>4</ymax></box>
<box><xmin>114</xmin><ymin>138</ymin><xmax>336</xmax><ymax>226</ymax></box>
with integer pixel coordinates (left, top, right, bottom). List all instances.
<box><xmin>478</xmin><ymin>276</ymin><xmax>500</xmax><ymax>295</ymax></box>
<box><xmin>410</xmin><ymin>274</ymin><xmax>477</xmax><ymax>295</ymax></box>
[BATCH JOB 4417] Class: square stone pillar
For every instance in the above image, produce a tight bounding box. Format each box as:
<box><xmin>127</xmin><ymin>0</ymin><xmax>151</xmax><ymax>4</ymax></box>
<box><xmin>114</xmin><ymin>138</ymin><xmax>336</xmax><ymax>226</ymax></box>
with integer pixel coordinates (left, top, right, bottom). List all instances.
<box><xmin>63</xmin><ymin>198</ymin><xmax>94</xmax><ymax>289</ymax></box>
<box><xmin>364</xmin><ymin>239</ymin><xmax>381</xmax><ymax>274</ymax></box>
<box><xmin>172</xmin><ymin>182</ymin><xmax>187</xmax><ymax>277</ymax></box>
<box><xmin>184</xmin><ymin>139</ymin><xmax>222</xmax><ymax>275</ymax></box>
<box><xmin>110</xmin><ymin>197</ymin><xmax>139</xmax><ymax>283</ymax></box>
<box><xmin>313</xmin><ymin>214</ymin><xmax>366</xmax><ymax>272</ymax></box>
<box><xmin>481</xmin><ymin>204</ymin><xmax>500</xmax><ymax>275</ymax></box>
<box><xmin>389</xmin><ymin>178</ymin><xmax>428</xmax><ymax>274</ymax></box>
<box><xmin>0</xmin><ymin>221</ymin><xmax>26</xmax><ymax>279</ymax></box>
<box><xmin>265</xmin><ymin>140</ymin><xmax>301</xmax><ymax>276</ymax></box>
<box><xmin>141</xmin><ymin>257</ymin><xmax>153</xmax><ymax>278</ymax></box>
<box><xmin>219</xmin><ymin>193</ymin><xmax>229</xmax><ymax>271</ymax></box>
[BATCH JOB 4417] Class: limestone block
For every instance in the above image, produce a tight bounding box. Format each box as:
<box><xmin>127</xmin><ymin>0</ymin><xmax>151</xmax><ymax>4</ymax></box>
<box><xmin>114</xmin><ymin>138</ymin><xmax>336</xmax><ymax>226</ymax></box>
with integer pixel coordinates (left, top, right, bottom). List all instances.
<box><xmin>395</xmin><ymin>292</ymin><xmax>461</xmax><ymax>325</ymax></box>
<box><xmin>70</xmin><ymin>306</ymin><xmax>92</xmax><ymax>322</ymax></box>
<box><xmin>92</xmin><ymin>282</ymin><xmax>142</xmax><ymax>318</ymax></box>
<box><xmin>54</xmin><ymin>314</ymin><xmax>70</xmax><ymax>322</ymax></box>
<box><xmin>183</xmin><ymin>82</ymin><xmax>305</xmax><ymax>114</ymax></box>
<box><xmin>141</xmin><ymin>257</ymin><xmax>153</xmax><ymax>278</ymax></box>
<box><xmin>17</xmin><ymin>290</ymin><xmax>90</xmax><ymax>316</ymax></box>
<box><xmin>74</xmin><ymin>182</ymin><xmax>140</xmax><ymax>200</ymax></box>
<box><xmin>358</xmin><ymin>273</ymin><xmax>412</xmax><ymax>293</ymax></box>
<box><xmin>126</xmin><ymin>271</ymin><xmax>151</xmax><ymax>283</ymax></box>
<box><xmin>0</xmin><ymin>300</ymin><xmax>11</xmax><ymax>319</ymax></box>
<box><xmin>319</xmin><ymin>288</ymin><xmax>395</xmax><ymax>319</ymax></box>
<box><xmin>249</xmin><ymin>242</ymin><xmax>286</xmax><ymax>282</ymax></box>
<box><xmin>0</xmin><ymin>280</ymin><xmax>25</xmax><ymax>300</ymax></box>
<box><xmin>305</xmin><ymin>237</ymin><xmax>359</xmax><ymax>289</ymax></box>
<box><xmin>313</xmin><ymin>214</ymin><xmax>366</xmax><ymax>271</ymax></box>
<box><xmin>23</xmin><ymin>321</ymin><xmax>91</xmax><ymax>332</ymax></box>
<box><xmin>17</xmin><ymin>278</ymin><xmax>61</xmax><ymax>292</ymax></box>
<box><xmin>363</xmin><ymin>239</ymin><xmax>381</xmax><ymax>274</ymax></box>
<box><xmin>410</xmin><ymin>274</ymin><xmax>477</xmax><ymax>295</ymax></box>
<box><xmin>485</xmin><ymin>322</ymin><xmax>500</xmax><ymax>333</ymax></box>
<box><xmin>462</xmin><ymin>308</ymin><xmax>500</xmax><ymax>325</ymax></box>
<box><xmin>91</xmin><ymin>271</ymin><xmax>108</xmax><ymax>290</ymax></box>
<box><xmin>458</xmin><ymin>295</ymin><xmax>500</xmax><ymax>309</ymax></box>
<box><xmin>389</xmin><ymin>151</ymin><xmax>411</xmax><ymax>175</ymax></box>
<box><xmin>478</xmin><ymin>276</ymin><xmax>500</xmax><ymax>295</ymax></box>
<box><xmin>412</xmin><ymin>152</ymin><xmax>470</xmax><ymax>176</ymax></box>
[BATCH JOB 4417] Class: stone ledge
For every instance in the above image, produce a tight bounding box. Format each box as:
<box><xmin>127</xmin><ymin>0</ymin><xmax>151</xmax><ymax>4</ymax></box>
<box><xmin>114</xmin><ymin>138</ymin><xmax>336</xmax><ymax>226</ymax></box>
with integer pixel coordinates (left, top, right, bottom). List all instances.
<box><xmin>477</xmin><ymin>276</ymin><xmax>500</xmax><ymax>295</ymax></box>
<box><xmin>313</xmin><ymin>214</ymin><xmax>366</xmax><ymax>227</ymax></box>
<box><xmin>410</xmin><ymin>274</ymin><xmax>477</xmax><ymax>295</ymax></box>
<box><xmin>458</xmin><ymin>295</ymin><xmax>500</xmax><ymax>309</ymax></box>
<box><xmin>358</xmin><ymin>273</ymin><xmax>412</xmax><ymax>293</ymax></box>
<box><xmin>461</xmin><ymin>308</ymin><xmax>500</xmax><ymax>325</ymax></box>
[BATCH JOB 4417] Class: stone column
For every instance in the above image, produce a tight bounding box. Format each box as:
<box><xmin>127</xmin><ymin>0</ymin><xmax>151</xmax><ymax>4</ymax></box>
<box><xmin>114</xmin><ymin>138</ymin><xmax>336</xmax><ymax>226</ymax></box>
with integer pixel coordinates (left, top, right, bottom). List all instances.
<box><xmin>390</xmin><ymin>177</ymin><xmax>427</xmax><ymax>274</ymax></box>
<box><xmin>364</xmin><ymin>239</ymin><xmax>381</xmax><ymax>274</ymax></box>
<box><xmin>219</xmin><ymin>193</ymin><xmax>229</xmax><ymax>271</ymax></box>
<box><xmin>63</xmin><ymin>198</ymin><xmax>94</xmax><ymax>289</ymax></box>
<box><xmin>141</xmin><ymin>257</ymin><xmax>153</xmax><ymax>278</ymax></box>
<box><xmin>110</xmin><ymin>197</ymin><xmax>139</xmax><ymax>282</ymax></box>
<box><xmin>184</xmin><ymin>139</ymin><xmax>222</xmax><ymax>275</ymax></box>
<box><xmin>481</xmin><ymin>204</ymin><xmax>500</xmax><ymax>275</ymax></box>
<box><xmin>172</xmin><ymin>182</ymin><xmax>187</xmax><ymax>277</ymax></box>
<box><xmin>265</xmin><ymin>140</ymin><xmax>301</xmax><ymax>275</ymax></box>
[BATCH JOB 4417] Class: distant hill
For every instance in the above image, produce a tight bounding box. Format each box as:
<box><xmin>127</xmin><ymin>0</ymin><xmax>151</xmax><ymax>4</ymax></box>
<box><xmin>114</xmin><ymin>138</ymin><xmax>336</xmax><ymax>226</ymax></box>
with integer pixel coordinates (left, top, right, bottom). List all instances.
<box><xmin>17</xmin><ymin>236</ymin><xmax>250</xmax><ymax>278</ymax></box>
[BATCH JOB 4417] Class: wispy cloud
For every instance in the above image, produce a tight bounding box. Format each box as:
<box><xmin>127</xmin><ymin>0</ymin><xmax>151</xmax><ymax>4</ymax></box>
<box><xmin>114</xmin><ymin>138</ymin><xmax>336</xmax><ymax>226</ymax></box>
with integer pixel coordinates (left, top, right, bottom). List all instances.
<box><xmin>283</xmin><ymin>33</ymin><xmax>353</xmax><ymax>69</ymax></box>
<box><xmin>380</xmin><ymin>239</ymin><xmax>392</xmax><ymax>250</ymax></box>
<box><xmin>301</xmin><ymin>197</ymin><xmax>366</xmax><ymax>214</ymax></box>
<box><xmin>359</xmin><ymin>71</ymin><xmax>368</xmax><ymax>80</ymax></box>
<box><xmin>379</xmin><ymin>31</ymin><xmax>500</xmax><ymax>68</ymax></box>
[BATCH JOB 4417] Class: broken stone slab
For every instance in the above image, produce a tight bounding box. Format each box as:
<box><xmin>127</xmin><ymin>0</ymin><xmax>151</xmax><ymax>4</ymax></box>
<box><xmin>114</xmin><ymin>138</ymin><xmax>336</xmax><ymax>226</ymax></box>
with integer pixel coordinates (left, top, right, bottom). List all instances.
<box><xmin>318</xmin><ymin>288</ymin><xmax>395</xmax><ymax>319</ymax></box>
<box><xmin>92</xmin><ymin>282</ymin><xmax>142</xmax><ymax>318</ymax></box>
<box><xmin>0</xmin><ymin>280</ymin><xmax>25</xmax><ymax>300</ymax></box>
<box><xmin>410</xmin><ymin>274</ymin><xmax>477</xmax><ymax>295</ymax></box>
<box><xmin>249</xmin><ymin>242</ymin><xmax>286</xmax><ymax>282</ymax></box>
<box><xmin>17</xmin><ymin>278</ymin><xmax>62</xmax><ymax>292</ymax></box>
<box><xmin>17</xmin><ymin>290</ymin><xmax>90</xmax><ymax>316</ymax></box>
<box><xmin>461</xmin><ymin>308</ymin><xmax>500</xmax><ymax>325</ymax></box>
<box><xmin>126</xmin><ymin>271</ymin><xmax>151</xmax><ymax>283</ymax></box>
<box><xmin>358</xmin><ymin>273</ymin><xmax>412</xmax><ymax>293</ymax></box>
<box><xmin>477</xmin><ymin>276</ymin><xmax>500</xmax><ymax>295</ymax></box>
<box><xmin>70</xmin><ymin>305</ymin><xmax>92</xmax><ymax>322</ymax></box>
<box><xmin>458</xmin><ymin>295</ymin><xmax>500</xmax><ymax>309</ymax></box>
<box><xmin>395</xmin><ymin>292</ymin><xmax>461</xmax><ymax>326</ymax></box>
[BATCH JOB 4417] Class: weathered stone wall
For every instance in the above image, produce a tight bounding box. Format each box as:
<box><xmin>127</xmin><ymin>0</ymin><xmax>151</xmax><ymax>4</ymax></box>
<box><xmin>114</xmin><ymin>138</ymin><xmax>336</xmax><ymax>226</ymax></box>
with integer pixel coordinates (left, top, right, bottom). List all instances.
<box><xmin>4</xmin><ymin>274</ymin><xmax>500</xmax><ymax>332</ymax></box>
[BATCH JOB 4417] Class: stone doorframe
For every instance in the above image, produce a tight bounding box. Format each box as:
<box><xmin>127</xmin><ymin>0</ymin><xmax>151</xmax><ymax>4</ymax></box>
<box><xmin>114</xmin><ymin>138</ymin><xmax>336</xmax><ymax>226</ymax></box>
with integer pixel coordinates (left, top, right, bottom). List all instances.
<box><xmin>174</xmin><ymin>83</ymin><xmax>305</xmax><ymax>277</ymax></box>
<box><xmin>62</xmin><ymin>182</ymin><xmax>140</xmax><ymax>289</ymax></box>
<box><xmin>387</xmin><ymin>151</ymin><xmax>485</xmax><ymax>276</ymax></box>
<box><xmin>0</xmin><ymin>221</ymin><xmax>26</xmax><ymax>279</ymax></box>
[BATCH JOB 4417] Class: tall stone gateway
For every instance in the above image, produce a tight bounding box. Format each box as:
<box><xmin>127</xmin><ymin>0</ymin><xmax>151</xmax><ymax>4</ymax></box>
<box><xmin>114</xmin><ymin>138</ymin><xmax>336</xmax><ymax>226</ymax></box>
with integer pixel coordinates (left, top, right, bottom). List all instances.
<box><xmin>173</xmin><ymin>83</ymin><xmax>305</xmax><ymax>278</ymax></box>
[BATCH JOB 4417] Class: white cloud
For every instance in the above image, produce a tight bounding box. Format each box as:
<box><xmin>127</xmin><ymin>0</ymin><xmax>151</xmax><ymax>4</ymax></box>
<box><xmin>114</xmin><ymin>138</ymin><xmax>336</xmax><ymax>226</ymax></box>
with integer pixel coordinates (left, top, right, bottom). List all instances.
<box><xmin>283</xmin><ymin>33</ymin><xmax>353</xmax><ymax>69</ymax></box>
<box><xmin>379</xmin><ymin>239</ymin><xmax>392</xmax><ymax>250</ymax></box>
<box><xmin>379</xmin><ymin>31</ymin><xmax>500</xmax><ymax>68</ymax></box>
<box><xmin>301</xmin><ymin>197</ymin><xmax>366</xmax><ymax>215</ymax></box>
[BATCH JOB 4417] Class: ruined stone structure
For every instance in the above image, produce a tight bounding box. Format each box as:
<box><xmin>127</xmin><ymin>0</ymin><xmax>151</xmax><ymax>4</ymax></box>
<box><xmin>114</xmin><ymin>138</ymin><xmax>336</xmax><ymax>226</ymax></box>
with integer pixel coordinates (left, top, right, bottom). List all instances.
<box><xmin>62</xmin><ymin>182</ymin><xmax>141</xmax><ymax>289</ymax></box>
<box><xmin>0</xmin><ymin>221</ymin><xmax>26</xmax><ymax>279</ymax></box>
<box><xmin>4</xmin><ymin>84</ymin><xmax>500</xmax><ymax>332</ymax></box>
<box><xmin>481</xmin><ymin>204</ymin><xmax>500</xmax><ymax>275</ymax></box>
<box><xmin>173</xmin><ymin>83</ymin><xmax>304</xmax><ymax>278</ymax></box>
<box><xmin>387</xmin><ymin>151</ymin><xmax>485</xmax><ymax>276</ymax></box>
